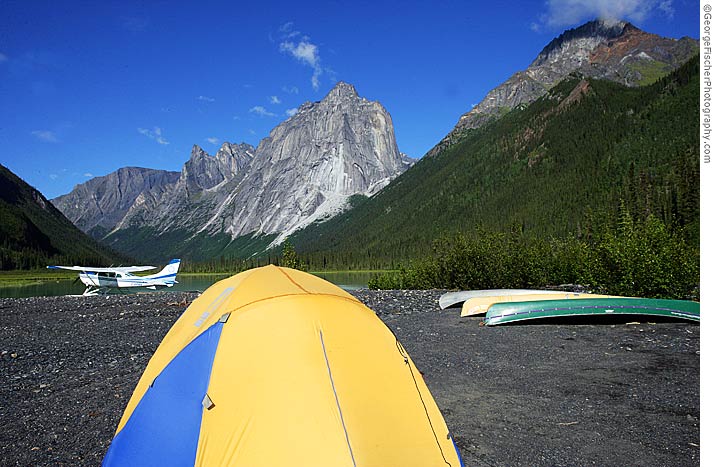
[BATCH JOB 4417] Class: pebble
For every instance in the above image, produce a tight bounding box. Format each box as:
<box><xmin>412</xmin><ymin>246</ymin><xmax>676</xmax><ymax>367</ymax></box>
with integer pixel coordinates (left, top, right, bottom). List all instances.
<box><xmin>0</xmin><ymin>290</ymin><xmax>700</xmax><ymax>467</ymax></box>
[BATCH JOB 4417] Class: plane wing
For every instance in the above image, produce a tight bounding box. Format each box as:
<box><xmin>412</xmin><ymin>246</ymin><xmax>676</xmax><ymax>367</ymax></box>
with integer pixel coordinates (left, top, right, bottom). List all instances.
<box><xmin>47</xmin><ymin>265</ymin><xmax>158</xmax><ymax>273</ymax></box>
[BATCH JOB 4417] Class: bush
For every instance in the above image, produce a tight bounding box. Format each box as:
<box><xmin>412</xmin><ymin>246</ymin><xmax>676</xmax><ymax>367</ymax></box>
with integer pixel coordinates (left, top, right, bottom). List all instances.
<box><xmin>369</xmin><ymin>217</ymin><xmax>699</xmax><ymax>300</ymax></box>
<box><xmin>279</xmin><ymin>241</ymin><xmax>306</xmax><ymax>271</ymax></box>
<box><xmin>590</xmin><ymin>211</ymin><xmax>699</xmax><ymax>299</ymax></box>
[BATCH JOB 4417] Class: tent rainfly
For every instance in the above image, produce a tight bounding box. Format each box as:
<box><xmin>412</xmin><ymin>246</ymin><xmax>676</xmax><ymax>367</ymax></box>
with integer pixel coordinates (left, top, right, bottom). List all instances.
<box><xmin>103</xmin><ymin>265</ymin><xmax>465</xmax><ymax>467</ymax></box>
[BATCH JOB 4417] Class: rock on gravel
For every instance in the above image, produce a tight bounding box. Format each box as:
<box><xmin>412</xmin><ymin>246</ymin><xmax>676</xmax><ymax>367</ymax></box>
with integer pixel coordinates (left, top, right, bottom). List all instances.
<box><xmin>0</xmin><ymin>291</ymin><xmax>699</xmax><ymax>466</ymax></box>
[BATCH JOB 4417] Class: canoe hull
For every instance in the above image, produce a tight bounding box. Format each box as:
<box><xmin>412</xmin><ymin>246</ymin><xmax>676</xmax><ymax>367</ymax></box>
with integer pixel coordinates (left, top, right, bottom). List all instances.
<box><xmin>439</xmin><ymin>289</ymin><xmax>570</xmax><ymax>310</ymax></box>
<box><xmin>484</xmin><ymin>298</ymin><xmax>699</xmax><ymax>326</ymax></box>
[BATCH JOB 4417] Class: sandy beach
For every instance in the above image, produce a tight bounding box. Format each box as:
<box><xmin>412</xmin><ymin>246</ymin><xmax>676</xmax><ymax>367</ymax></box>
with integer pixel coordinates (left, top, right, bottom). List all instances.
<box><xmin>0</xmin><ymin>290</ymin><xmax>699</xmax><ymax>466</ymax></box>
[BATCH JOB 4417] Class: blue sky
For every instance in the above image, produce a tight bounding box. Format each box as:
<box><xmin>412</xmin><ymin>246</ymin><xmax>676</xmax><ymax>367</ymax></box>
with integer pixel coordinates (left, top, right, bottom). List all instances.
<box><xmin>0</xmin><ymin>0</ymin><xmax>700</xmax><ymax>198</ymax></box>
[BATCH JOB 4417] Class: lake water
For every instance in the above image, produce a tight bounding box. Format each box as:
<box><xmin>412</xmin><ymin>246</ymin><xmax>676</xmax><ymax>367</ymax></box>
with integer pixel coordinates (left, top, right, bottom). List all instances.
<box><xmin>0</xmin><ymin>271</ymin><xmax>379</xmax><ymax>299</ymax></box>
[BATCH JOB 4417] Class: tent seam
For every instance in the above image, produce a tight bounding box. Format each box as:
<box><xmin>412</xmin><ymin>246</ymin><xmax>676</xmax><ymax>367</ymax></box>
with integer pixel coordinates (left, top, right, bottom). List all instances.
<box><xmin>278</xmin><ymin>267</ymin><xmax>311</xmax><ymax>293</ymax></box>
<box><xmin>224</xmin><ymin>293</ymin><xmax>363</xmax><ymax>316</ymax></box>
<box><xmin>319</xmin><ymin>329</ymin><xmax>357</xmax><ymax>467</ymax></box>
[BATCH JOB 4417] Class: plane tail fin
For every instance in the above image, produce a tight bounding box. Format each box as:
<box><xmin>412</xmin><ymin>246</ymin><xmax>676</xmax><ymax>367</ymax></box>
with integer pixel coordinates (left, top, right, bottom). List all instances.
<box><xmin>146</xmin><ymin>259</ymin><xmax>181</xmax><ymax>286</ymax></box>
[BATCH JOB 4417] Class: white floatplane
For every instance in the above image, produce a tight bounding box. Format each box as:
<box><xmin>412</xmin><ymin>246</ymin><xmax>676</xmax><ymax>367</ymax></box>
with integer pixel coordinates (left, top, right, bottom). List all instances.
<box><xmin>47</xmin><ymin>259</ymin><xmax>181</xmax><ymax>296</ymax></box>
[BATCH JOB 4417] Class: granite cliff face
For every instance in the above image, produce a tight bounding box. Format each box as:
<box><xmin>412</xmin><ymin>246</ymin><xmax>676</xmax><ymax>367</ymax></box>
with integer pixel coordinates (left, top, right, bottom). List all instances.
<box><xmin>212</xmin><ymin>82</ymin><xmax>412</xmax><ymax>242</ymax></box>
<box><xmin>53</xmin><ymin>82</ymin><xmax>411</xmax><ymax>258</ymax></box>
<box><xmin>181</xmin><ymin>142</ymin><xmax>254</xmax><ymax>193</ymax></box>
<box><xmin>428</xmin><ymin>20</ymin><xmax>699</xmax><ymax>157</ymax></box>
<box><xmin>52</xmin><ymin>167</ymin><xmax>180</xmax><ymax>238</ymax></box>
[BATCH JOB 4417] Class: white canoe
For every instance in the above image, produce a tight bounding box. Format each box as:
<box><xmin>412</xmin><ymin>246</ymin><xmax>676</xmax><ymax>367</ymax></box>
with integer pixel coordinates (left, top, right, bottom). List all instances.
<box><xmin>438</xmin><ymin>289</ymin><xmax>571</xmax><ymax>310</ymax></box>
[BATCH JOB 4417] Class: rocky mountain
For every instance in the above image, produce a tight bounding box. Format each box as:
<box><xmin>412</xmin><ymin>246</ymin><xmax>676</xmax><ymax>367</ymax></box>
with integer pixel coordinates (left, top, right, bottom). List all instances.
<box><xmin>0</xmin><ymin>164</ymin><xmax>124</xmax><ymax>269</ymax></box>
<box><xmin>209</xmin><ymin>82</ymin><xmax>412</xmax><ymax>242</ymax></box>
<box><xmin>290</xmin><ymin>56</ymin><xmax>700</xmax><ymax>269</ymax></box>
<box><xmin>53</xmin><ymin>167</ymin><xmax>180</xmax><ymax>238</ymax></box>
<box><xmin>427</xmin><ymin>19</ymin><xmax>699</xmax><ymax>157</ymax></box>
<box><xmin>181</xmin><ymin>142</ymin><xmax>254</xmax><ymax>193</ymax></box>
<box><xmin>53</xmin><ymin>82</ymin><xmax>412</xmax><ymax>261</ymax></box>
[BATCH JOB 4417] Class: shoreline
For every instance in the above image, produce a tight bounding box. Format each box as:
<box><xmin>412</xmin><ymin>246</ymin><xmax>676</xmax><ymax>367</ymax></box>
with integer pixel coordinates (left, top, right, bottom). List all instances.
<box><xmin>0</xmin><ymin>290</ymin><xmax>699</xmax><ymax>466</ymax></box>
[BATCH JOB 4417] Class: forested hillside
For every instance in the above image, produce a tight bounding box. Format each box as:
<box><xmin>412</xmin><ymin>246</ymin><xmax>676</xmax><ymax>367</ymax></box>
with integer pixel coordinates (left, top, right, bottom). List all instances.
<box><xmin>0</xmin><ymin>165</ymin><xmax>127</xmax><ymax>270</ymax></box>
<box><xmin>290</xmin><ymin>56</ymin><xmax>700</xmax><ymax>270</ymax></box>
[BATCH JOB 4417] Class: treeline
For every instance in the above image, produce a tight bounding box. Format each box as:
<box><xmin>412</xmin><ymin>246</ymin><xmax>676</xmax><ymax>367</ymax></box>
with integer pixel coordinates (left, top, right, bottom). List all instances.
<box><xmin>179</xmin><ymin>242</ymin><xmax>307</xmax><ymax>273</ymax></box>
<box><xmin>0</xmin><ymin>246</ymin><xmax>113</xmax><ymax>271</ymax></box>
<box><xmin>162</xmin><ymin>56</ymin><xmax>701</xmax><ymax>293</ymax></box>
<box><xmin>289</xmin><ymin>55</ymin><xmax>700</xmax><ymax>270</ymax></box>
<box><xmin>368</xmin><ymin>205</ymin><xmax>699</xmax><ymax>300</ymax></box>
<box><xmin>0</xmin><ymin>163</ymin><xmax>126</xmax><ymax>271</ymax></box>
<box><xmin>179</xmin><ymin>257</ymin><xmax>267</xmax><ymax>274</ymax></box>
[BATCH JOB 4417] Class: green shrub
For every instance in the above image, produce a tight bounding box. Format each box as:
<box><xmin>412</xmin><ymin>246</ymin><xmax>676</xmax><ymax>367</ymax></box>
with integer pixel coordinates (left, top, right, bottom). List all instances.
<box><xmin>369</xmin><ymin>216</ymin><xmax>698</xmax><ymax>300</ymax></box>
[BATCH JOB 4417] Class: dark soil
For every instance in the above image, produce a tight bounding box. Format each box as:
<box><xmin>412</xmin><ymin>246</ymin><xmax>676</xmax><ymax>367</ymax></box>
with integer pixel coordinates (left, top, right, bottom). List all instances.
<box><xmin>0</xmin><ymin>290</ymin><xmax>699</xmax><ymax>466</ymax></box>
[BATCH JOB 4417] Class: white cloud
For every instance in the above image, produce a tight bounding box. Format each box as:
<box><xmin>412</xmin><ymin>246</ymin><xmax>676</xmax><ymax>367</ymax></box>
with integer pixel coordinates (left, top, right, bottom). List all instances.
<box><xmin>278</xmin><ymin>24</ymin><xmax>325</xmax><ymax>91</ymax></box>
<box><xmin>270</xmin><ymin>95</ymin><xmax>281</xmax><ymax>104</ymax></box>
<box><xmin>280</xmin><ymin>40</ymin><xmax>319</xmax><ymax>67</ymax></box>
<box><xmin>31</xmin><ymin>130</ymin><xmax>58</xmax><ymax>143</ymax></box>
<box><xmin>206</xmin><ymin>137</ymin><xmax>220</xmax><ymax>145</ymax></box>
<box><xmin>83</xmin><ymin>173</ymin><xmax>93</xmax><ymax>177</ymax></box>
<box><xmin>249</xmin><ymin>106</ymin><xmax>277</xmax><ymax>117</ymax></box>
<box><xmin>197</xmin><ymin>95</ymin><xmax>215</xmax><ymax>102</ymax></box>
<box><xmin>536</xmin><ymin>0</ymin><xmax>674</xmax><ymax>29</ymax></box>
<box><xmin>279</xmin><ymin>22</ymin><xmax>301</xmax><ymax>39</ymax></box>
<box><xmin>282</xmin><ymin>85</ymin><xmax>299</xmax><ymax>94</ymax></box>
<box><xmin>138</xmin><ymin>127</ymin><xmax>169</xmax><ymax>145</ymax></box>
<box><xmin>311</xmin><ymin>70</ymin><xmax>321</xmax><ymax>90</ymax></box>
<box><xmin>658</xmin><ymin>0</ymin><xmax>674</xmax><ymax>18</ymax></box>
<box><xmin>0</xmin><ymin>53</ymin><xmax>8</xmax><ymax>63</ymax></box>
<box><xmin>285</xmin><ymin>108</ymin><xmax>298</xmax><ymax>117</ymax></box>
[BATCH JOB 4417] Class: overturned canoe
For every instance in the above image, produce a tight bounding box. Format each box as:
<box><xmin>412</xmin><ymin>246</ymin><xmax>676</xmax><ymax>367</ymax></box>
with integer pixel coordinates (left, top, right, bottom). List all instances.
<box><xmin>483</xmin><ymin>297</ymin><xmax>700</xmax><ymax>326</ymax></box>
<box><xmin>439</xmin><ymin>289</ymin><xmax>570</xmax><ymax>310</ymax></box>
<box><xmin>461</xmin><ymin>292</ymin><xmax>615</xmax><ymax>317</ymax></box>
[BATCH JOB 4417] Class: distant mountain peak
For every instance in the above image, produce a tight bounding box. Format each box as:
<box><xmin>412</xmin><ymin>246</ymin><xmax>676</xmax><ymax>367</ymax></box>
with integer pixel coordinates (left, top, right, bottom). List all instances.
<box><xmin>331</xmin><ymin>80</ymin><xmax>357</xmax><ymax>93</ymax></box>
<box><xmin>426</xmin><ymin>19</ymin><xmax>699</xmax><ymax>158</ymax></box>
<box><xmin>326</xmin><ymin>81</ymin><xmax>359</xmax><ymax>100</ymax></box>
<box><xmin>292</xmin><ymin>82</ymin><xmax>363</xmax><ymax>117</ymax></box>
<box><xmin>53</xmin><ymin>81</ymin><xmax>409</xmax><ymax>260</ymax></box>
<box><xmin>0</xmin><ymin>164</ymin><xmax>123</xmax><ymax>267</ymax></box>
<box><xmin>190</xmin><ymin>144</ymin><xmax>210</xmax><ymax>159</ymax></box>
<box><xmin>531</xmin><ymin>19</ymin><xmax>629</xmax><ymax>68</ymax></box>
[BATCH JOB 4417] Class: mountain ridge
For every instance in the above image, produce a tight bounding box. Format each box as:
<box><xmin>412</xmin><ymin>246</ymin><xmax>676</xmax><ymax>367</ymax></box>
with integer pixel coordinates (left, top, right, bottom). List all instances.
<box><xmin>426</xmin><ymin>19</ymin><xmax>699</xmax><ymax>158</ymax></box>
<box><xmin>0</xmin><ymin>164</ymin><xmax>125</xmax><ymax>269</ymax></box>
<box><xmin>54</xmin><ymin>81</ymin><xmax>411</xmax><ymax>261</ymax></box>
<box><xmin>289</xmin><ymin>55</ymin><xmax>700</xmax><ymax>269</ymax></box>
<box><xmin>52</xmin><ymin>20</ymin><xmax>698</xmax><ymax>265</ymax></box>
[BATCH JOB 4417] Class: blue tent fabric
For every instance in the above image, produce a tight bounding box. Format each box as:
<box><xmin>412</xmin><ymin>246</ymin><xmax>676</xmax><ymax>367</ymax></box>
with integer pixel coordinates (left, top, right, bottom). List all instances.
<box><xmin>103</xmin><ymin>266</ymin><xmax>465</xmax><ymax>466</ymax></box>
<box><xmin>102</xmin><ymin>322</ymin><xmax>224</xmax><ymax>466</ymax></box>
<box><xmin>452</xmin><ymin>438</ymin><xmax>466</xmax><ymax>467</ymax></box>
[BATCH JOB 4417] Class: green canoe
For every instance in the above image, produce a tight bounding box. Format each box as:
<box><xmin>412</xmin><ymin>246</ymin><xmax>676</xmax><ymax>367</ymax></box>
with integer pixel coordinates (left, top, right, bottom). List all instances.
<box><xmin>483</xmin><ymin>297</ymin><xmax>700</xmax><ymax>326</ymax></box>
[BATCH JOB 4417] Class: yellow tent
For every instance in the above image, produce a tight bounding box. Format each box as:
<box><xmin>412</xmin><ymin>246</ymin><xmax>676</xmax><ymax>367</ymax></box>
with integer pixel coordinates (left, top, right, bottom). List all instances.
<box><xmin>103</xmin><ymin>265</ymin><xmax>464</xmax><ymax>466</ymax></box>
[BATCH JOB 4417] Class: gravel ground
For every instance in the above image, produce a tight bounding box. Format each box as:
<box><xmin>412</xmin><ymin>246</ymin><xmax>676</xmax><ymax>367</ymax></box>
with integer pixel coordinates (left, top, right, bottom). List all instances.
<box><xmin>0</xmin><ymin>290</ymin><xmax>699</xmax><ymax>466</ymax></box>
